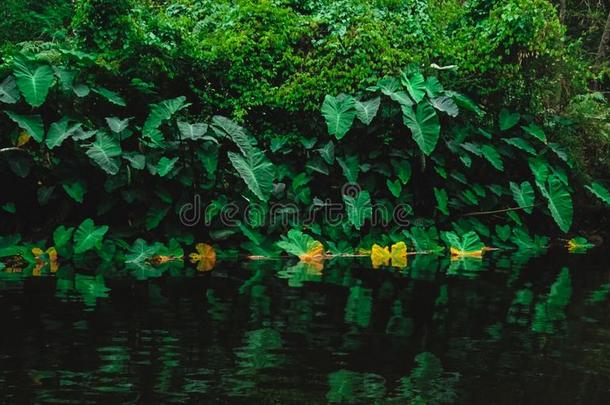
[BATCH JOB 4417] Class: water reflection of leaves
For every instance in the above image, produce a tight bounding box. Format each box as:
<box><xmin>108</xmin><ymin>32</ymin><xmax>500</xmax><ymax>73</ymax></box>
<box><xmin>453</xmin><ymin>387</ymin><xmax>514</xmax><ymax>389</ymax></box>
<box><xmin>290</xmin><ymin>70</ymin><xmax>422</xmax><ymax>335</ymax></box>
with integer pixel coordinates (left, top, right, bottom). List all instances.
<box><xmin>277</xmin><ymin>261</ymin><xmax>323</xmax><ymax>287</ymax></box>
<box><xmin>532</xmin><ymin>267</ymin><xmax>572</xmax><ymax>334</ymax></box>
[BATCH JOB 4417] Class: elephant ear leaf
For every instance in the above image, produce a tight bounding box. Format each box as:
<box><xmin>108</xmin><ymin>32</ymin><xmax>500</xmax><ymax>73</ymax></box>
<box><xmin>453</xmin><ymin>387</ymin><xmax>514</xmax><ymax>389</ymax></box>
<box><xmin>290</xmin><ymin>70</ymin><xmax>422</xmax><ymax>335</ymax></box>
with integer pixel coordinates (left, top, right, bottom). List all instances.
<box><xmin>402</xmin><ymin>101</ymin><xmax>440</xmax><ymax>155</ymax></box>
<box><xmin>321</xmin><ymin>94</ymin><xmax>356</xmax><ymax>140</ymax></box>
<box><xmin>277</xmin><ymin>229</ymin><xmax>324</xmax><ymax>262</ymax></box>
<box><xmin>540</xmin><ymin>174</ymin><xmax>573</xmax><ymax>233</ymax></box>
<box><xmin>4</xmin><ymin>111</ymin><xmax>44</xmax><ymax>142</ymax></box>
<box><xmin>509</xmin><ymin>181</ymin><xmax>534</xmax><ymax>214</ymax></box>
<box><xmin>211</xmin><ymin>116</ymin><xmax>256</xmax><ymax>155</ymax></box>
<box><xmin>585</xmin><ymin>182</ymin><xmax>610</xmax><ymax>207</ymax></box>
<box><xmin>227</xmin><ymin>150</ymin><xmax>274</xmax><ymax>201</ymax></box>
<box><xmin>177</xmin><ymin>121</ymin><xmax>209</xmax><ymax>141</ymax></box>
<box><xmin>86</xmin><ymin>133</ymin><xmax>122</xmax><ymax>175</ymax></box>
<box><xmin>73</xmin><ymin>218</ymin><xmax>109</xmax><ymax>254</ymax></box>
<box><xmin>354</xmin><ymin>97</ymin><xmax>380</xmax><ymax>125</ymax></box>
<box><xmin>343</xmin><ymin>190</ymin><xmax>372</xmax><ymax>230</ymax></box>
<box><xmin>13</xmin><ymin>60</ymin><xmax>54</xmax><ymax>107</ymax></box>
<box><xmin>0</xmin><ymin>76</ymin><xmax>20</xmax><ymax>104</ymax></box>
<box><xmin>430</xmin><ymin>95</ymin><xmax>458</xmax><ymax>117</ymax></box>
<box><xmin>143</xmin><ymin>96</ymin><xmax>189</xmax><ymax>138</ymax></box>
<box><xmin>400</xmin><ymin>70</ymin><xmax>426</xmax><ymax>103</ymax></box>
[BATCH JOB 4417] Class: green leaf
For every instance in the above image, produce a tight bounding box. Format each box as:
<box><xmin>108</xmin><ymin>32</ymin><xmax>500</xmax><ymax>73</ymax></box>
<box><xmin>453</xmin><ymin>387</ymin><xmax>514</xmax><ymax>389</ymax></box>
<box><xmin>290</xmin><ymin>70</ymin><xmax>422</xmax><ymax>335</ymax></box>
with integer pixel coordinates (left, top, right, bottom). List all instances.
<box><xmin>424</xmin><ymin>76</ymin><xmax>444</xmax><ymax>98</ymax></box>
<box><xmin>540</xmin><ymin>174</ymin><xmax>573</xmax><ymax>233</ymax></box>
<box><xmin>62</xmin><ymin>180</ymin><xmax>87</xmax><ymax>203</ymax></box>
<box><xmin>143</xmin><ymin>96</ymin><xmax>189</xmax><ymax>138</ymax></box>
<box><xmin>177</xmin><ymin>121</ymin><xmax>209</xmax><ymax>141</ymax></box>
<box><xmin>156</xmin><ymin>156</ymin><xmax>178</xmax><ymax>177</ymax></box>
<box><xmin>443</xmin><ymin>231</ymin><xmax>484</xmax><ymax>253</ymax></box>
<box><xmin>53</xmin><ymin>225</ymin><xmax>74</xmax><ymax>248</ymax></box>
<box><xmin>400</xmin><ymin>70</ymin><xmax>426</xmax><ymax>103</ymax></box>
<box><xmin>92</xmin><ymin>87</ymin><xmax>126</xmax><ymax>106</ymax></box>
<box><xmin>434</xmin><ymin>187</ymin><xmax>449</xmax><ymax>215</ymax></box>
<box><xmin>521</xmin><ymin>123</ymin><xmax>547</xmax><ymax>143</ymax></box>
<box><xmin>502</xmin><ymin>137</ymin><xmax>536</xmax><ymax>155</ymax></box>
<box><xmin>2</xmin><ymin>202</ymin><xmax>16</xmax><ymax>213</ymax></box>
<box><xmin>343</xmin><ymin>190</ymin><xmax>372</xmax><ymax>230</ymax></box>
<box><xmin>372</xmin><ymin>77</ymin><xmax>413</xmax><ymax>106</ymax></box>
<box><xmin>4</xmin><ymin>111</ymin><xmax>44</xmax><ymax>142</ymax></box>
<box><xmin>0</xmin><ymin>76</ymin><xmax>19</xmax><ymax>103</ymax></box>
<box><xmin>510</xmin><ymin>181</ymin><xmax>534</xmax><ymax>214</ymax></box>
<box><xmin>391</xmin><ymin>159</ymin><xmax>411</xmax><ymax>184</ymax></box>
<box><xmin>387</xmin><ymin>179</ymin><xmax>402</xmax><ymax>198</ymax></box>
<box><xmin>211</xmin><ymin>115</ymin><xmax>256</xmax><ymax>156</ymax></box>
<box><xmin>321</xmin><ymin>94</ymin><xmax>356</xmax><ymax>140</ymax></box>
<box><xmin>105</xmin><ymin>117</ymin><xmax>132</xmax><ymax>133</ymax></box>
<box><xmin>430</xmin><ymin>96</ymin><xmax>458</xmax><ymax>117</ymax></box>
<box><xmin>585</xmin><ymin>182</ymin><xmax>610</xmax><ymax>206</ymax></box>
<box><xmin>318</xmin><ymin>141</ymin><xmax>335</xmax><ymax>164</ymax></box>
<box><xmin>73</xmin><ymin>218</ymin><xmax>108</xmax><ymax>254</ymax></box>
<box><xmin>227</xmin><ymin>150</ymin><xmax>274</xmax><ymax>201</ymax></box>
<box><xmin>480</xmin><ymin>144</ymin><xmax>504</xmax><ymax>171</ymax></box>
<box><xmin>495</xmin><ymin>224</ymin><xmax>511</xmax><ymax>242</ymax></box>
<box><xmin>145</xmin><ymin>203</ymin><xmax>170</xmax><ymax>230</ymax></box>
<box><xmin>45</xmin><ymin>117</ymin><xmax>82</xmax><ymax>149</ymax></box>
<box><xmin>337</xmin><ymin>155</ymin><xmax>359</xmax><ymax>183</ymax></box>
<box><xmin>446</xmin><ymin>91</ymin><xmax>484</xmax><ymax>116</ymax></box>
<box><xmin>276</xmin><ymin>229</ymin><xmax>323</xmax><ymax>258</ymax></box>
<box><xmin>125</xmin><ymin>239</ymin><xmax>158</xmax><ymax>265</ymax></box>
<box><xmin>354</xmin><ymin>97</ymin><xmax>380</xmax><ymax>125</ymax></box>
<box><xmin>499</xmin><ymin>109</ymin><xmax>520</xmax><ymax>131</ymax></box>
<box><xmin>123</xmin><ymin>152</ymin><xmax>146</xmax><ymax>170</ymax></box>
<box><xmin>402</xmin><ymin>101</ymin><xmax>440</xmax><ymax>155</ymax></box>
<box><xmin>72</xmin><ymin>83</ymin><xmax>90</xmax><ymax>97</ymax></box>
<box><xmin>86</xmin><ymin>133</ymin><xmax>122</xmax><ymax>175</ymax></box>
<box><xmin>13</xmin><ymin>60</ymin><xmax>54</xmax><ymax>107</ymax></box>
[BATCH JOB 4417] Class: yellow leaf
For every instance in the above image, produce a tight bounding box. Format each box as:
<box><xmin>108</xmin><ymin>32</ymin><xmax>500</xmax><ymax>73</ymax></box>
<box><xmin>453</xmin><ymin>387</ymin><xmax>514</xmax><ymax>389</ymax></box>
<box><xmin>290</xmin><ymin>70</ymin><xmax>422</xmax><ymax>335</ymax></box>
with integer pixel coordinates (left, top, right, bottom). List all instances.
<box><xmin>16</xmin><ymin>131</ymin><xmax>31</xmax><ymax>147</ymax></box>
<box><xmin>450</xmin><ymin>247</ymin><xmax>483</xmax><ymax>259</ymax></box>
<box><xmin>371</xmin><ymin>244</ymin><xmax>391</xmax><ymax>268</ymax></box>
<box><xmin>31</xmin><ymin>246</ymin><xmax>59</xmax><ymax>274</ymax></box>
<box><xmin>298</xmin><ymin>241</ymin><xmax>325</xmax><ymax>269</ymax></box>
<box><xmin>189</xmin><ymin>243</ymin><xmax>216</xmax><ymax>272</ymax></box>
<box><xmin>390</xmin><ymin>241</ymin><xmax>407</xmax><ymax>268</ymax></box>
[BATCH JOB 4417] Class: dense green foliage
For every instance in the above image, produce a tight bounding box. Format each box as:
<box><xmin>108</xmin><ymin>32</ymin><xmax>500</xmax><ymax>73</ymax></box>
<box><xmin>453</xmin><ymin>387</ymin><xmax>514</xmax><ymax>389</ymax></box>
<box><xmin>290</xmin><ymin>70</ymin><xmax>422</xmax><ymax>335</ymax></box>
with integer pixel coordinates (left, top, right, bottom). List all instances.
<box><xmin>0</xmin><ymin>0</ymin><xmax>609</xmax><ymax>275</ymax></box>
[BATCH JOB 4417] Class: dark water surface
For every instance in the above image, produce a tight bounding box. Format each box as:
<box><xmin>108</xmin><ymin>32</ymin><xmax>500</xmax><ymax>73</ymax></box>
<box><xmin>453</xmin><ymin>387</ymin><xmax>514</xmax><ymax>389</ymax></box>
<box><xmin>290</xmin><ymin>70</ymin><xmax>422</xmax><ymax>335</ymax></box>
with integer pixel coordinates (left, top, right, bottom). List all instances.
<box><xmin>1</xmin><ymin>250</ymin><xmax>610</xmax><ymax>404</ymax></box>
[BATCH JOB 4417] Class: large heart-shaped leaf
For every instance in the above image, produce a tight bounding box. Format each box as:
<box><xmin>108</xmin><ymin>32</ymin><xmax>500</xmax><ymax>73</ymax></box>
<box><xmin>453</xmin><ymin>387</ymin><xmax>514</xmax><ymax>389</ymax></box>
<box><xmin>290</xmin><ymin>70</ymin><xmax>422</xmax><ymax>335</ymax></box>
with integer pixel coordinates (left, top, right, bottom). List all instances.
<box><xmin>211</xmin><ymin>116</ymin><xmax>256</xmax><ymax>155</ymax></box>
<box><xmin>277</xmin><ymin>229</ymin><xmax>324</xmax><ymax>261</ymax></box>
<box><xmin>105</xmin><ymin>117</ymin><xmax>132</xmax><ymax>133</ymax></box>
<box><xmin>540</xmin><ymin>174</ymin><xmax>573</xmax><ymax>233</ymax></box>
<box><xmin>45</xmin><ymin>117</ymin><xmax>82</xmax><ymax>149</ymax></box>
<box><xmin>401</xmin><ymin>71</ymin><xmax>426</xmax><ymax>103</ymax></box>
<box><xmin>4</xmin><ymin>111</ymin><xmax>44</xmax><ymax>142</ymax></box>
<box><xmin>402</xmin><ymin>101</ymin><xmax>440</xmax><ymax>155</ymax></box>
<box><xmin>343</xmin><ymin>190</ymin><xmax>372</xmax><ymax>230</ymax></box>
<box><xmin>510</xmin><ymin>181</ymin><xmax>534</xmax><ymax>214</ymax></box>
<box><xmin>92</xmin><ymin>87</ymin><xmax>126</xmax><ymax>106</ymax></box>
<box><xmin>156</xmin><ymin>156</ymin><xmax>179</xmax><ymax>177</ymax></box>
<box><xmin>0</xmin><ymin>76</ymin><xmax>19</xmax><ymax>104</ymax></box>
<box><xmin>73</xmin><ymin>218</ymin><xmax>109</xmax><ymax>254</ymax></box>
<box><xmin>143</xmin><ymin>96</ymin><xmax>189</xmax><ymax>138</ymax></box>
<box><xmin>354</xmin><ymin>97</ymin><xmax>380</xmax><ymax>125</ymax></box>
<box><xmin>62</xmin><ymin>180</ymin><xmax>87</xmax><ymax>203</ymax></box>
<box><xmin>430</xmin><ymin>96</ymin><xmax>458</xmax><ymax>117</ymax></box>
<box><xmin>13</xmin><ymin>60</ymin><xmax>54</xmax><ymax>107</ymax></box>
<box><xmin>371</xmin><ymin>77</ymin><xmax>413</xmax><ymax>106</ymax></box>
<box><xmin>434</xmin><ymin>187</ymin><xmax>449</xmax><ymax>215</ymax></box>
<box><xmin>321</xmin><ymin>94</ymin><xmax>356</xmax><ymax>140</ymax></box>
<box><xmin>178</xmin><ymin>121</ymin><xmax>209</xmax><ymax>141</ymax></box>
<box><xmin>86</xmin><ymin>133</ymin><xmax>122</xmax><ymax>175</ymax></box>
<box><xmin>227</xmin><ymin>150</ymin><xmax>274</xmax><ymax>201</ymax></box>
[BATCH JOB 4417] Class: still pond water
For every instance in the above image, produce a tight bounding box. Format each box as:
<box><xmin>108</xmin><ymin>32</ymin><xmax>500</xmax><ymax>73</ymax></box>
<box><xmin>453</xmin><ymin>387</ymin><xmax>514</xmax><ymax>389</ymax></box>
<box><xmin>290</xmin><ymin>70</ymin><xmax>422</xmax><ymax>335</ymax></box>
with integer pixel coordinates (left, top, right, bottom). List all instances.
<box><xmin>1</xmin><ymin>249</ymin><xmax>610</xmax><ymax>404</ymax></box>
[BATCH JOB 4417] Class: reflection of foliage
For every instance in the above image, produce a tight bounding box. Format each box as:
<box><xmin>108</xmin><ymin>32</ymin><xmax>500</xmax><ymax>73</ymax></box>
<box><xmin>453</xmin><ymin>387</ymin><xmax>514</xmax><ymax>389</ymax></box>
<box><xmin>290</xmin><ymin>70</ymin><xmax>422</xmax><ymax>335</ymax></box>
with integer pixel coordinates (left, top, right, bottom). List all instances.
<box><xmin>532</xmin><ymin>267</ymin><xmax>572</xmax><ymax>334</ymax></box>
<box><xmin>327</xmin><ymin>369</ymin><xmax>386</xmax><ymax>403</ymax></box>
<box><xmin>391</xmin><ymin>352</ymin><xmax>459</xmax><ymax>404</ymax></box>
<box><xmin>277</xmin><ymin>262</ymin><xmax>323</xmax><ymax>287</ymax></box>
<box><xmin>385</xmin><ymin>299</ymin><xmax>413</xmax><ymax>337</ymax></box>
<box><xmin>586</xmin><ymin>283</ymin><xmax>610</xmax><ymax>305</ymax></box>
<box><xmin>507</xmin><ymin>287</ymin><xmax>534</xmax><ymax>326</ymax></box>
<box><xmin>235</xmin><ymin>328</ymin><xmax>284</xmax><ymax>371</ymax></box>
<box><xmin>344</xmin><ymin>284</ymin><xmax>372</xmax><ymax>328</ymax></box>
<box><xmin>74</xmin><ymin>274</ymin><xmax>109</xmax><ymax>308</ymax></box>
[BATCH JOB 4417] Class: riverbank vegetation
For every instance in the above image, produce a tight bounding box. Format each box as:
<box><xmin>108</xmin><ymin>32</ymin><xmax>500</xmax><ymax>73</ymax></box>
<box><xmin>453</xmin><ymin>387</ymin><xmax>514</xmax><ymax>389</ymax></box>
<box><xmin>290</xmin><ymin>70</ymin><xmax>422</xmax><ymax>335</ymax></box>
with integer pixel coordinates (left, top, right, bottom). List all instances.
<box><xmin>0</xmin><ymin>0</ymin><xmax>609</xmax><ymax>276</ymax></box>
